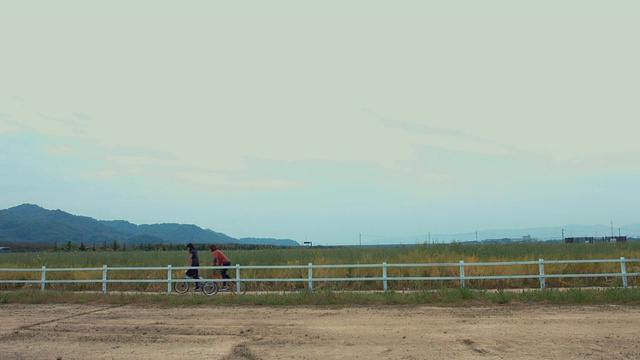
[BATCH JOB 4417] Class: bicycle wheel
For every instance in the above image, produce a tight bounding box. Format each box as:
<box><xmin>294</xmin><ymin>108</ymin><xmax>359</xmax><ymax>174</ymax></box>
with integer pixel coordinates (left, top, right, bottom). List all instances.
<box><xmin>212</xmin><ymin>280</ymin><xmax>244</xmax><ymax>295</ymax></box>
<box><xmin>231</xmin><ymin>281</ymin><xmax>249</xmax><ymax>295</ymax></box>
<box><xmin>238</xmin><ymin>281</ymin><xmax>257</xmax><ymax>294</ymax></box>
<box><xmin>202</xmin><ymin>281</ymin><xmax>218</xmax><ymax>296</ymax></box>
<box><xmin>174</xmin><ymin>280</ymin><xmax>189</xmax><ymax>294</ymax></box>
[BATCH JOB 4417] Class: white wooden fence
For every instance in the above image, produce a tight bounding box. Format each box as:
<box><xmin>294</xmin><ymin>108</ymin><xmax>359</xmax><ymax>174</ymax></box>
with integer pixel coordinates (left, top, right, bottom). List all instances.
<box><xmin>0</xmin><ymin>257</ymin><xmax>638</xmax><ymax>294</ymax></box>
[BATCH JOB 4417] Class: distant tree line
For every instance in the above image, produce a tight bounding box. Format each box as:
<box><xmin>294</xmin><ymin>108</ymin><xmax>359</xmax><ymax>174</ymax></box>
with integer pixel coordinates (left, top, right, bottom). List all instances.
<box><xmin>1</xmin><ymin>240</ymin><xmax>298</xmax><ymax>252</ymax></box>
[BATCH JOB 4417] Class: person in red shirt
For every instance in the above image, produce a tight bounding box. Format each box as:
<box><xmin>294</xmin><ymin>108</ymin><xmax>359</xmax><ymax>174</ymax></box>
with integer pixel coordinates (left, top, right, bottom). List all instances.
<box><xmin>209</xmin><ymin>244</ymin><xmax>232</xmax><ymax>290</ymax></box>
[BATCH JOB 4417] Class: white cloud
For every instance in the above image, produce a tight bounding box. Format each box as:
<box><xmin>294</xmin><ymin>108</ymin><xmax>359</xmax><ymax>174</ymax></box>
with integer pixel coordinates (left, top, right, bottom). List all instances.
<box><xmin>175</xmin><ymin>171</ymin><xmax>297</xmax><ymax>190</ymax></box>
<box><xmin>0</xmin><ymin>119</ymin><xmax>20</xmax><ymax>134</ymax></box>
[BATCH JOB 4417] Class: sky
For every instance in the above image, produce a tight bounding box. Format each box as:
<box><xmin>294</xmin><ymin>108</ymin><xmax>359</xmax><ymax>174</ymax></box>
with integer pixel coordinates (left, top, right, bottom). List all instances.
<box><xmin>1</xmin><ymin>1</ymin><xmax>639</xmax><ymax>245</ymax></box>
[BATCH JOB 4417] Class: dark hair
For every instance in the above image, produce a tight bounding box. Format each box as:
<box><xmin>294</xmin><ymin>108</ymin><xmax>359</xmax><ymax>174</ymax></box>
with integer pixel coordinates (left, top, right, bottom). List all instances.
<box><xmin>209</xmin><ymin>244</ymin><xmax>218</xmax><ymax>252</ymax></box>
<box><xmin>186</xmin><ymin>243</ymin><xmax>194</xmax><ymax>250</ymax></box>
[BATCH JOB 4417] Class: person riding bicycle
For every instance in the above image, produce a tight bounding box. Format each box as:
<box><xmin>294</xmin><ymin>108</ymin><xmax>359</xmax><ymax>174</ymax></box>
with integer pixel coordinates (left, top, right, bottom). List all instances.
<box><xmin>185</xmin><ymin>243</ymin><xmax>201</xmax><ymax>290</ymax></box>
<box><xmin>210</xmin><ymin>244</ymin><xmax>232</xmax><ymax>290</ymax></box>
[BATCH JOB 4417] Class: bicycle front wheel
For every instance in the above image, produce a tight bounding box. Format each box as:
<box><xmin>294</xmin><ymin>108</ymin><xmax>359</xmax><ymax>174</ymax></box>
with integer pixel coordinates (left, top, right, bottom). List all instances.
<box><xmin>202</xmin><ymin>281</ymin><xmax>218</xmax><ymax>295</ymax></box>
<box><xmin>174</xmin><ymin>281</ymin><xmax>189</xmax><ymax>294</ymax></box>
<box><xmin>236</xmin><ymin>281</ymin><xmax>251</xmax><ymax>295</ymax></box>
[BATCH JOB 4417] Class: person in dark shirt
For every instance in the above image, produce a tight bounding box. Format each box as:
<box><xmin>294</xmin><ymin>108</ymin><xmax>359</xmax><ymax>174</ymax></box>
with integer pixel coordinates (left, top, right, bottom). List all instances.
<box><xmin>185</xmin><ymin>243</ymin><xmax>200</xmax><ymax>290</ymax></box>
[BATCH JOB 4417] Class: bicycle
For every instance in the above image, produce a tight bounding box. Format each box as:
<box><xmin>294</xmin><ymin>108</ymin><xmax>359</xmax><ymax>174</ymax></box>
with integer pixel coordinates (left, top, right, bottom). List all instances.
<box><xmin>174</xmin><ymin>274</ymin><xmax>218</xmax><ymax>295</ymax></box>
<box><xmin>211</xmin><ymin>269</ymin><xmax>246</xmax><ymax>295</ymax></box>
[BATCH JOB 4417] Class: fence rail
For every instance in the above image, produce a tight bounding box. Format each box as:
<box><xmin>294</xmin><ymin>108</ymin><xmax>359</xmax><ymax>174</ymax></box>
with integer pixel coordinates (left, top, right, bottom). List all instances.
<box><xmin>0</xmin><ymin>257</ymin><xmax>638</xmax><ymax>294</ymax></box>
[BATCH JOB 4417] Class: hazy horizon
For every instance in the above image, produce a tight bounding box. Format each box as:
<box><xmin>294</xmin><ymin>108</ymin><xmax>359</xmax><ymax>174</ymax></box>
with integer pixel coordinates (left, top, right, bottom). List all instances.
<box><xmin>4</xmin><ymin>203</ymin><xmax>639</xmax><ymax>246</ymax></box>
<box><xmin>2</xmin><ymin>1</ymin><xmax>639</xmax><ymax>245</ymax></box>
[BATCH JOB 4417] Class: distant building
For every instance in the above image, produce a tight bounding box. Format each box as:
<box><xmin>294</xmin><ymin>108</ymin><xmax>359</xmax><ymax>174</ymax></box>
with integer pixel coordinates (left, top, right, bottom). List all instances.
<box><xmin>564</xmin><ymin>236</ymin><xmax>627</xmax><ymax>244</ymax></box>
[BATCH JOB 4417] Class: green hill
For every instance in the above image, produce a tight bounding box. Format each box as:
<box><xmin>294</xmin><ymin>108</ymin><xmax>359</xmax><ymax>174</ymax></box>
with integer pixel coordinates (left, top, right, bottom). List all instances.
<box><xmin>0</xmin><ymin>204</ymin><xmax>300</xmax><ymax>248</ymax></box>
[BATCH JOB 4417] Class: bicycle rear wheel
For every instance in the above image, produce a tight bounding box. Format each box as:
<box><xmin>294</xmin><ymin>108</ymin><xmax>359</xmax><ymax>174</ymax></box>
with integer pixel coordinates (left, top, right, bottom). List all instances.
<box><xmin>202</xmin><ymin>281</ymin><xmax>218</xmax><ymax>295</ymax></box>
<box><xmin>223</xmin><ymin>281</ymin><xmax>245</xmax><ymax>295</ymax></box>
<box><xmin>236</xmin><ymin>281</ymin><xmax>254</xmax><ymax>294</ymax></box>
<box><xmin>174</xmin><ymin>281</ymin><xmax>189</xmax><ymax>294</ymax></box>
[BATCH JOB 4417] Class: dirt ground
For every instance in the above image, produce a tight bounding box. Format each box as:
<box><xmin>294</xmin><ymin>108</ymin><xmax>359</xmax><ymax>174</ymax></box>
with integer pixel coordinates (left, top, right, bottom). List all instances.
<box><xmin>1</xmin><ymin>303</ymin><xmax>639</xmax><ymax>360</ymax></box>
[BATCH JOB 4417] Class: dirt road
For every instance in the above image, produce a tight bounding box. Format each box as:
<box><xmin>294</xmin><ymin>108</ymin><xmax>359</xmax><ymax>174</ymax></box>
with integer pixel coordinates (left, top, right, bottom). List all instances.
<box><xmin>1</xmin><ymin>303</ymin><xmax>639</xmax><ymax>359</ymax></box>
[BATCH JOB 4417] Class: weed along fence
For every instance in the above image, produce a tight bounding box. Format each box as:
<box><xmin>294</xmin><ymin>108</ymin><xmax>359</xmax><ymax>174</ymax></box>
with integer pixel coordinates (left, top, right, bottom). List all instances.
<box><xmin>1</xmin><ymin>258</ymin><xmax>639</xmax><ymax>294</ymax></box>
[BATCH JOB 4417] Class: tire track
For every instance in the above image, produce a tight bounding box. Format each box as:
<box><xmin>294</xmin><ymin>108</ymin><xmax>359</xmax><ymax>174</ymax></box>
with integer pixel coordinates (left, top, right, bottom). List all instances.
<box><xmin>17</xmin><ymin>304</ymin><xmax>127</xmax><ymax>331</ymax></box>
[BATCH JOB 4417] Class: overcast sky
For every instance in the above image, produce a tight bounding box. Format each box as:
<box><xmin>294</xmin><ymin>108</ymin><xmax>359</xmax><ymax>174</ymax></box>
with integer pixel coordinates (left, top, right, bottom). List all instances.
<box><xmin>1</xmin><ymin>1</ymin><xmax>639</xmax><ymax>245</ymax></box>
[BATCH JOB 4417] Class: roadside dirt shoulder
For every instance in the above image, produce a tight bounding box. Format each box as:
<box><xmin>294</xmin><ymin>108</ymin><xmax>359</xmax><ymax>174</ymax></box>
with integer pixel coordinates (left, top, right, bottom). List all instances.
<box><xmin>1</xmin><ymin>304</ymin><xmax>639</xmax><ymax>359</ymax></box>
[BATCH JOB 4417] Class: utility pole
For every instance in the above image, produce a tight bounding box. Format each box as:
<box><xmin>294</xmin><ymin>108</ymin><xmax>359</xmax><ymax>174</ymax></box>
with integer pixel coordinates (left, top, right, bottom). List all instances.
<box><xmin>359</xmin><ymin>233</ymin><xmax>362</xmax><ymax>246</ymax></box>
<box><xmin>562</xmin><ymin>229</ymin><xmax>564</xmax><ymax>240</ymax></box>
<box><xmin>611</xmin><ymin>221</ymin><xmax>614</xmax><ymax>236</ymax></box>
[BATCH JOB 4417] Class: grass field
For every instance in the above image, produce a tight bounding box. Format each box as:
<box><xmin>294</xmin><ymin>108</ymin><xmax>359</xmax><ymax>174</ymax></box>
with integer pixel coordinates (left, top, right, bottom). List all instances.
<box><xmin>1</xmin><ymin>242</ymin><xmax>639</xmax><ymax>294</ymax></box>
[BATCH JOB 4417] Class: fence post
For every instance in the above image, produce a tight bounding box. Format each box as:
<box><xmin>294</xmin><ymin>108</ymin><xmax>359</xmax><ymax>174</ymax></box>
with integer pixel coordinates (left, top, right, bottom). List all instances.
<box><xmin>102</xmin><ymin>264</ymin><xmax>108</xmax><ymax>294</ymax></box>
<box><xmin>308</xmin><ymin>263</ymin><xmax>313</xmax><ymax>291</ymax></box>
<box><xmin>382</xmin><ymin>262</ymin><xmax>388</xmax><ymax>292</ymax></box>
<box><xmin>539</xmin><ymin>259</ymin><xmax>546</xmax><ymax>290</ymax></box>
<box><xmin>620</xmin><ymin>257</ymin><xmax>628</xmax><ymax>288</ymax></box>
<box><xmin>236</xmin><ymin>264</ymin><xmax>241</xmax><ymax>295</ymax></box>
<box><xmin>41</xmin><ymin>266</ymin><xmax>46</xmax><ymax>292</ymax></box>
<box><xmin>460</xmin><ymin>260</ymin><xmax>466</xmax><ymax>289</ymax></box>
<box><xmin>167</xmin><ymin>265</ymin><xmax>172</xmax><ymax>294</ymax></box>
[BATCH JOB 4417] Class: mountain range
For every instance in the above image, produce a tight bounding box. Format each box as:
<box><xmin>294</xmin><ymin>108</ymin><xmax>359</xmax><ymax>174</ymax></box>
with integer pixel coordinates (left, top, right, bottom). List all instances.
<box><xmin>0</xmin><ymin>204</ymin><xmax>300</xmax><ymax>247</ymax></box>
<box><xmin>1</xmin><ymin>204</ymin><xmax>638</xmax><ymax>248</ymax></box>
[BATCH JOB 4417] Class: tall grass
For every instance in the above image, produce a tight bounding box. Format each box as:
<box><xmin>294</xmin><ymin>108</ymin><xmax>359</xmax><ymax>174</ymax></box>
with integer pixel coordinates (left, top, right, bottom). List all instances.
<box><xmin>3</xmin><ymin>242</ymin><xmax>638</xmax><ymax>268</ymax></box>
<box><xmin>1</xmin><ymin>242</ymin><xmax>639</xmax><ymax>292</ymax></box>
